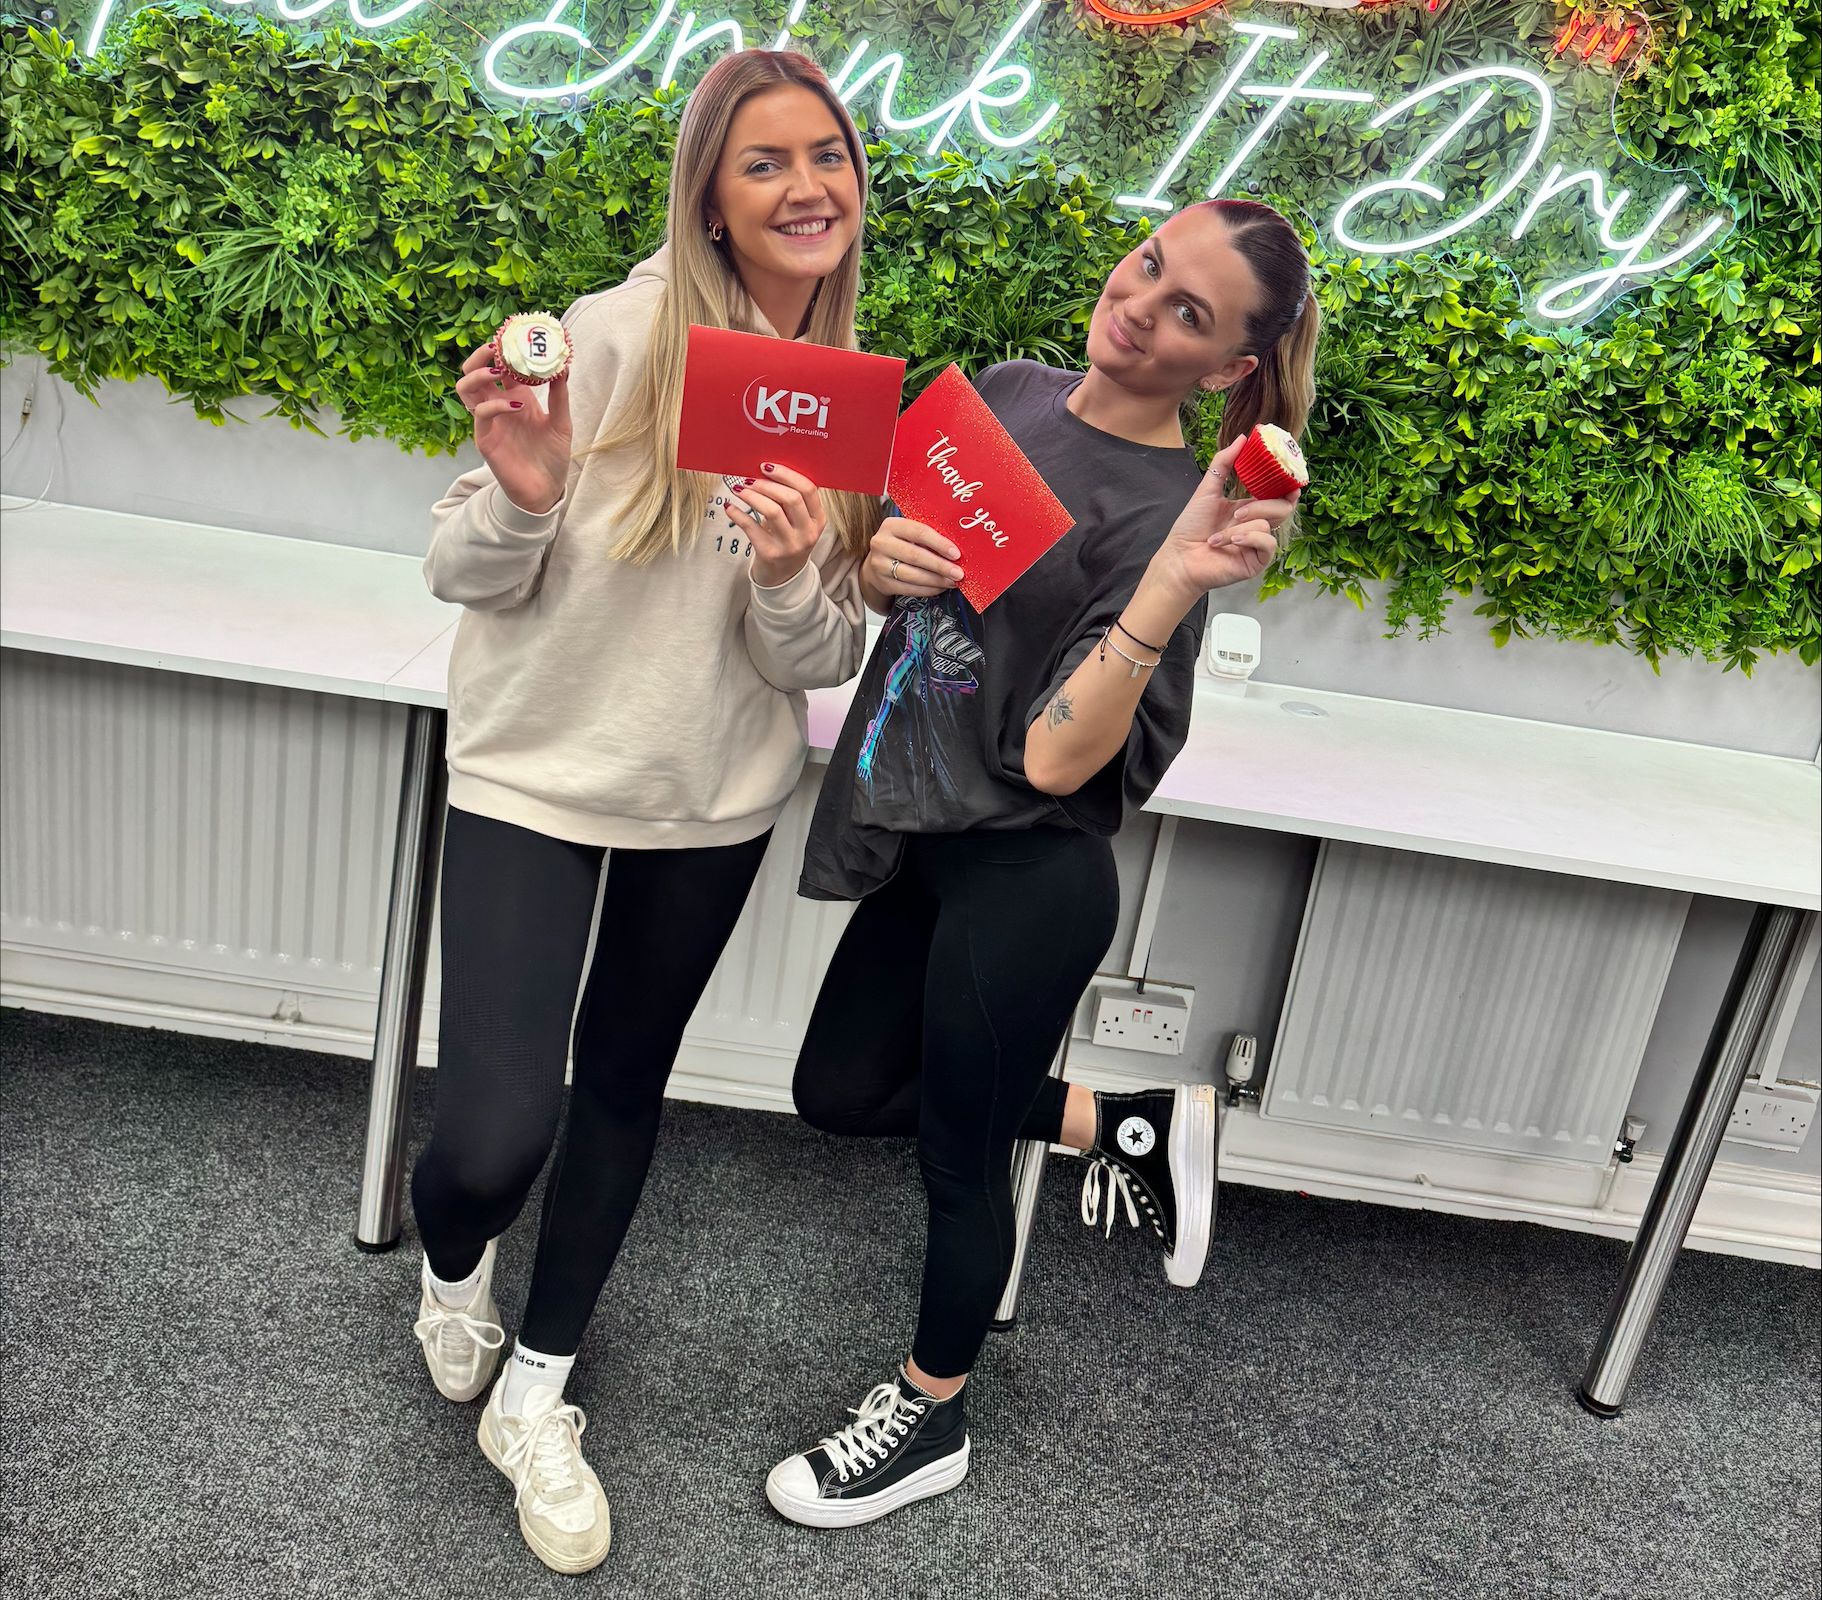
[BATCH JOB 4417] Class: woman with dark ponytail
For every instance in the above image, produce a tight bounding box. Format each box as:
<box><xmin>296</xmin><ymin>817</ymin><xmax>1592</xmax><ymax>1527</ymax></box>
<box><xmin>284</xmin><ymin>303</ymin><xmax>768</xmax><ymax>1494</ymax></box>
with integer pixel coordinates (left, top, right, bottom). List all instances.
<box><xmin>1206</xmin><ymin>200</ymin><xmax>1321</xmax><ymax>450</ymax></box>
<box><xmin>767</xmin><ymin>198</ymin><xmax>1319</xmax><ymax>1526</ymax></box>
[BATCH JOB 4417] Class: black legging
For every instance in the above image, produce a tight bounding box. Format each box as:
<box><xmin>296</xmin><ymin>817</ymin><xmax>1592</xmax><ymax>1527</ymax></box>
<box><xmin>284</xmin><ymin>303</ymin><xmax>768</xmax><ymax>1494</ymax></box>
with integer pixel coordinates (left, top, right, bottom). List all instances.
<box><xmin>793</xmin><ymin>826</ymin><xmax>1118</xmax><ymax>1378</ymax></box>
<box><xmin>412</xmin><ymin>805</ymin><xmax>771</xmax><ymax>1355</ymax></box>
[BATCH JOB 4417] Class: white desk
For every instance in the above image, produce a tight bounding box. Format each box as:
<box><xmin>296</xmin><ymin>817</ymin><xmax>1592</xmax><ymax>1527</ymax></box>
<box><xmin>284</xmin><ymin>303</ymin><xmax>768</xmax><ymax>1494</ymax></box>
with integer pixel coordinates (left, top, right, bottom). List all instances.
<box><xmin>1153</xmin><ymin>682</ymin><xmax>1818</xmax><ymax>908</ymax></box>
<box><xmin>0</xmin><ymin>503</ymin><xmax>454</xmax><ymax>701</ymax></box>
<box><xmin>4</xmin><ymin>503</ymin><xmax>1817</xmax><ymax>1415</ymax></box>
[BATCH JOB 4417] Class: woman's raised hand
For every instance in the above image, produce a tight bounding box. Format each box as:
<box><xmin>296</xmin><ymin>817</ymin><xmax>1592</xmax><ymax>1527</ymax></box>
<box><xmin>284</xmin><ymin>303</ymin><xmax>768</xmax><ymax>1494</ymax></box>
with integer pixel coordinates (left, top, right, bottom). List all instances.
<box><xmin>1151</xmin><ymin>437</ymin><xmax>1298</xmax><ymax>600</ymax></box>
<box><xmin>454</xmin><ymin>341</ymin><xmax>573</xmax><ymax>516</ymax></box>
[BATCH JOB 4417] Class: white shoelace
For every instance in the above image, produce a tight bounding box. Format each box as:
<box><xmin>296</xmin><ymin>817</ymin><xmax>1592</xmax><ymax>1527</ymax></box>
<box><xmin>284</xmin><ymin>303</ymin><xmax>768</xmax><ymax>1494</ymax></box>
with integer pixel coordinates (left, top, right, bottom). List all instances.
<box><xmin>1080</xmin><ymin>1157</ymin><xmax>1141</xmax><ymax>1237</ymax></box>
<box><xmin>820</xmin><ymin>1383</ymin><xmax>920</xmax><ymax>1483</ymax></box>
<box><xmin>412</xmin><ymin>1304</ymin><xmax>506</xmax><ymax>1366</ymax></box>
<box><xmin>501</xmin><ymin>1402</ymin><xmax>589</xmax><ymax>1506</ymax></box>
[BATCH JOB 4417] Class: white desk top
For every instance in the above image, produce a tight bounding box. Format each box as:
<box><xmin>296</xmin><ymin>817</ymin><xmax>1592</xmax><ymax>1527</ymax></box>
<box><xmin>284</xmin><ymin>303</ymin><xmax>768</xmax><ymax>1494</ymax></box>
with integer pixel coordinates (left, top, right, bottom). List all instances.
<box><xmin>387</xmin><ymin>623</ymin><xmax>460</xmax><ymax>707</ymax></box>
<box><xmin>5</xmin><ymin>502</ymin><xmax>1816</xmax><ymax>909</ymax></box>
<box><xmin>1151</xmin><ymin>680</ymin><xmax>1817</xmax><ymax>907</ymax></box>
<box><xmin>0</xmin><ymin>501</ymin><xmax>453</xmax><ymax>703</ymax></box>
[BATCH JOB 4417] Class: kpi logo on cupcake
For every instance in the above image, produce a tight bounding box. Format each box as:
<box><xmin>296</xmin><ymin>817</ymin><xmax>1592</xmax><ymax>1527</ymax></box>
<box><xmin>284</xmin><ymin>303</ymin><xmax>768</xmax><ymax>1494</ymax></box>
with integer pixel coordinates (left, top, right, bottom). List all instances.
<box><xmin>492</xmin><ymin>312</ymin><xmax>572</xmax><ymax>387</ymax></box>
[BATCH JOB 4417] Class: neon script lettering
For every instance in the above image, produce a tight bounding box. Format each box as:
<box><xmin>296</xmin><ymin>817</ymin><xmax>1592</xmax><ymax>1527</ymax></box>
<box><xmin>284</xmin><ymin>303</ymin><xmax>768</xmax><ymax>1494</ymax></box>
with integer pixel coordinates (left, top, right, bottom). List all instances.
<box><xmin>77</xmin><ymin>2</ymin><xmax>1729</xmax><ymax>321</ymax></box>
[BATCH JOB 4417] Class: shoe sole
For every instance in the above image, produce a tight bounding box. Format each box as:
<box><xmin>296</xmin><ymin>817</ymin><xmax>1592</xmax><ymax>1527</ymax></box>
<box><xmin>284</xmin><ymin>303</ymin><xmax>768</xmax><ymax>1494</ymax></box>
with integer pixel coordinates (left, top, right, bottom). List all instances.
<box><xmin>420</xmin><ymin>1295</ymin><xmax>504</xmax><ymax>1404</ymax></box>
<box><xmin>765</xmin><ymin>1437</ymin><xmax>972</xmax><ymax>1528</ymax></box>
<box><xmin>477</xmin><ymin>1410</ymin><xmax>613</xmax><ymax>1573</ymax></box>
<box><xmin>1164</xmin><ymin>1085</ymin><xmax>1217</xmax><ymax>1288</ymax></box>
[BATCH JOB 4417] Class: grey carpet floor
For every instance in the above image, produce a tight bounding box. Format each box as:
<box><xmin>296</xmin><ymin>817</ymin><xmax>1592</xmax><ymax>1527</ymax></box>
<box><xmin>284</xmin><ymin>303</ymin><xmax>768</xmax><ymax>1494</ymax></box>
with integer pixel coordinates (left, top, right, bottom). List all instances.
<box><xmin>1</xmin><ymin>1010</ymin><xmax>1817</xmax><ymax>1600</ymax></box>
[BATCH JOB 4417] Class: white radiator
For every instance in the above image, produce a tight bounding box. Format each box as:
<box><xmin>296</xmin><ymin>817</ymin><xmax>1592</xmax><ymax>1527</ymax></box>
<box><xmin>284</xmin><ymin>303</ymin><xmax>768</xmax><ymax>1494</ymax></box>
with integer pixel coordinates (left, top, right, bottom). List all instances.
<box><xmin>0</xmin><ymin>652</ymin><xmax>850</xmax><ymax>1097</ymax></box>
<box><xmin>1262</xmin><ymin>840</ymin><xmax>1691</xmax><ymax>1165</ymax></box>
<box><xmin>1</xmin><ymin>652</ymin><xmax>403</xmax><ymax>995</ymax></box>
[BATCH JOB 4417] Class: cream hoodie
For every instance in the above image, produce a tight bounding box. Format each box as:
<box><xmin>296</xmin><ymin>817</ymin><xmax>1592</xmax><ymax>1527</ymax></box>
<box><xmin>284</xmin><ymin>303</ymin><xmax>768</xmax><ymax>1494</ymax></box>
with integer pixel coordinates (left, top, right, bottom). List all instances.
<box><xmin>425</xmin><ymin>251</ymin><xmax>867</xmax><ymax>847</ymax></box>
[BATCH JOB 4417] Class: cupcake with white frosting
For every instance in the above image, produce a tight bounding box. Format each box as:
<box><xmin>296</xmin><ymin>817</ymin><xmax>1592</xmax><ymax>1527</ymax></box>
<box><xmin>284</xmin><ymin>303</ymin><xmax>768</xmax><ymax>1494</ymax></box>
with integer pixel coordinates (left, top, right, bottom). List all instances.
<box><xmin>492</xmin><ymin>312</ymin><xmax>572</xmax><ymax>386</ymax></box>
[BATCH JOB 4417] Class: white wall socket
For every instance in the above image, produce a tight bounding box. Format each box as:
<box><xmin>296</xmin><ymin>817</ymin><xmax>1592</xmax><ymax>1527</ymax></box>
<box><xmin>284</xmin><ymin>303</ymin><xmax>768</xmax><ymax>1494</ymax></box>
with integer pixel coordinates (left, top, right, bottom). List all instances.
<box><xmin>1724</xmin><ymin>1083</ymin><xmax>1820</xmax><ymax>1151</ymax></box>
<box><xmin>1090</xmin><ymin>982</ymin><xmax>1192</xmax><ymax>1056</ymax></box>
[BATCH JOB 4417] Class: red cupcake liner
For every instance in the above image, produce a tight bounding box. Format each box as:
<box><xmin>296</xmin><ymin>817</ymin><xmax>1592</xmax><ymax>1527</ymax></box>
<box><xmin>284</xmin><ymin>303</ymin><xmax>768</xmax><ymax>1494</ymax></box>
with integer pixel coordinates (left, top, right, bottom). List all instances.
<box><xmin>1233</xmin><ymin>426</ymin><xmax>1306</xmax><ymax>500</ymax></box>
<box><xmin>490</xmin><ymin>314</ymin><xmax>573</xmax><ymax>388</ymax></box>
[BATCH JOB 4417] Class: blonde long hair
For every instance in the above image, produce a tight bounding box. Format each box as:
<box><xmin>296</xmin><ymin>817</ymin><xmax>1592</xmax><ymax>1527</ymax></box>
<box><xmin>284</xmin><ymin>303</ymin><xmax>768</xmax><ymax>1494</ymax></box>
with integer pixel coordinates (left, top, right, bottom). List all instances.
<box><xmin>589</xmin><ymin>51</ymin><xmax>875</xmax><ymax>565</ymax></box>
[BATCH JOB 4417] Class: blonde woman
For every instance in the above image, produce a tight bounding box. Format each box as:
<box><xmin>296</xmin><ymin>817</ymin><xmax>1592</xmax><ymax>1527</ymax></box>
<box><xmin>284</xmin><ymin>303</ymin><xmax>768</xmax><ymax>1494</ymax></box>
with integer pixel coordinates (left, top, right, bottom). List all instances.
<box><xmin>409</xmin><ymin>50</ymin><xmax>872</xmax><ymax>1574</ymax></box>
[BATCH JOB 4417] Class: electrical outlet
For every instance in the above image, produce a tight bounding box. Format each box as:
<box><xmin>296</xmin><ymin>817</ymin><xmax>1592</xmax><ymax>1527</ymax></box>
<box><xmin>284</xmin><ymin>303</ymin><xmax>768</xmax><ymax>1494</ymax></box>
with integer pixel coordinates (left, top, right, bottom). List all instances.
<box><xmin>1725</xmin><ymin>1084</ymin><xmax>1820</xmax><ymax>1151</ymax></box>
<box><xmin>1090</xmin><ymin>982</ymin><xmax>1192</xmax><ymax>1056</ymax></box>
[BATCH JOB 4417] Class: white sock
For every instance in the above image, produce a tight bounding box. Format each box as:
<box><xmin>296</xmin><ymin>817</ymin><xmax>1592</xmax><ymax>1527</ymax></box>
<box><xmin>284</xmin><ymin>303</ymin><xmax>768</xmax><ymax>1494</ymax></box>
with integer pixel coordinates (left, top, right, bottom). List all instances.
<box><xmin>426</xmin><ymin>1256</ymin><xmax>485</xmax><ymax>1311</ymax></box>
<box><xmin>500</xmin><ymin>1343</ymin><xmax>575</xmax><ymax>1415</ymax></box>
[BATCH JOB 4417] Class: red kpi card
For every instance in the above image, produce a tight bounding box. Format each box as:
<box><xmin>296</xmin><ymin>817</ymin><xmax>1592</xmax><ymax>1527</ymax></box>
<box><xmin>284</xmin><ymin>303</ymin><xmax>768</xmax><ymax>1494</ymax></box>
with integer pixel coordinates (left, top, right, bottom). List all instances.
<box><xmin>886</xmin><ymin>365</ymin><xmax>1074</xmax><ymax>610</ymax></box>
<box><xmin>676</xmin><ymin>325</ymin><xmax>906</xmax><ymax>495</ymax></box>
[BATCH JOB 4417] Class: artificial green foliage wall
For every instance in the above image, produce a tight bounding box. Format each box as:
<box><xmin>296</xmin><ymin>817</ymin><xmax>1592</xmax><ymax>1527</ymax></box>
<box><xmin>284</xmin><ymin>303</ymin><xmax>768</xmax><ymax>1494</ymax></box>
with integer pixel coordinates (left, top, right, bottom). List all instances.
<box><xmin>1</xmin><ymin>0</ymin><xmax>1816</xmax><ymax>666</ymax></box>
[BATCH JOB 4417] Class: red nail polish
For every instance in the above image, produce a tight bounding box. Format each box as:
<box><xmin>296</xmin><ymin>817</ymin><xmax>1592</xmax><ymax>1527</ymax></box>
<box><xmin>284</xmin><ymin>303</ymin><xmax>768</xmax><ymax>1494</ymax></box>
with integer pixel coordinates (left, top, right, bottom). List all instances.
<box><xmin>761</xmin><ymin>462</ymin><xmax>776</xmax><ymax>473</ymax></box>
<box><xmin>509</xmin><ymin>401</ymin><xmax>524</xmax><ymax>410</ymax></box>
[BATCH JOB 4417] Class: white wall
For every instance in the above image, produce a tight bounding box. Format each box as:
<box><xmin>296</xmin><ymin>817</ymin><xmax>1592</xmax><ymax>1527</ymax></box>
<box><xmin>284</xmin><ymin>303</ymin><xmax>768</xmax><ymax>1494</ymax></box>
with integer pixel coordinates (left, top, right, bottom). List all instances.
<box><xmin>4</xmin><ymin>358</ymin><xmax>1818</xmax><ymax>1195</ymax></box>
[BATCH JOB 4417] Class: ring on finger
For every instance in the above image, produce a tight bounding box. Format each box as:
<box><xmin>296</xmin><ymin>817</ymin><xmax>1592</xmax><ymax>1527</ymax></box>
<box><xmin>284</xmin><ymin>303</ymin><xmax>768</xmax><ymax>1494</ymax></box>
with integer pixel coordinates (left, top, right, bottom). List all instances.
<box><xmin>888</xmin><ymin>557</ymin><xmax>901</xmax><ymax>581</ymax></box>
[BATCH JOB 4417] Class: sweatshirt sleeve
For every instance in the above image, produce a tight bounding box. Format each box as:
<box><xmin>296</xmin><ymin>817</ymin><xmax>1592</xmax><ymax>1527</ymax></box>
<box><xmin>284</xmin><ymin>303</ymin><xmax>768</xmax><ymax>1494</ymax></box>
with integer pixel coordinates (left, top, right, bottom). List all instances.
<box><xmin>423</xmin><ymin>476</ymin><xmax>564</xmax><ymax>611</ymax></box>
<box><xmin>422</xmin><ymin>297</ymin><xmax>616</xmax><ymax>612</ymax></box>
<box><xmin>743</xmin><ymin>529</ymin><xmax>867</xmax><ymax>692</ymax></box>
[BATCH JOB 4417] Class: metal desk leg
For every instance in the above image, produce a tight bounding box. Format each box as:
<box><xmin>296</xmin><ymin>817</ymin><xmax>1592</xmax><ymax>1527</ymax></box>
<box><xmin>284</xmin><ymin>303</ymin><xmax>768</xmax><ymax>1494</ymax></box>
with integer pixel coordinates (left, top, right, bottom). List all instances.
<box><xmin>354</xmin><ymin>705</ymin><xmax>448</xmax><ymax>1252</ymax></box>
<box><xmin>990</xmin><ymin>1038</ymin><xmax>1070</xmax><ymax>1331</ymax></box>
<box><xmin>1578</xmin><ymin>904</ymin><xmax>1812</xmax><ymax>1415</ymax></box>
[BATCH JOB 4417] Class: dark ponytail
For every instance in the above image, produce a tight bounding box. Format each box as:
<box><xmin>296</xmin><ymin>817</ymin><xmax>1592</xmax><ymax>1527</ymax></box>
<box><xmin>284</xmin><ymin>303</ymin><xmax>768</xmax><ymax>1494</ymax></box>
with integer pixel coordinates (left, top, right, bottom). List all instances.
<box><xmin>1190</xmin><ymin>199</ymin><xmax>1320</xmax><ymax>450</ymax></box>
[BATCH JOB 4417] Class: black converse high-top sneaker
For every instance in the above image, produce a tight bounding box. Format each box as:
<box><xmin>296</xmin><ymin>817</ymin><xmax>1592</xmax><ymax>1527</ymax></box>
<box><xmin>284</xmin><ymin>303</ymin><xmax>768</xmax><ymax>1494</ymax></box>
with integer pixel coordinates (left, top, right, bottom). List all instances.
<box><xmin>766</xmin><ymin>1370</ymin><xmax>970</xmax><ymax>1528</ymax></box>
<box><xmin>1080</xmin><ymin>1084</ymin><xmax>1219</xmax><ymax>1288</ymax></box>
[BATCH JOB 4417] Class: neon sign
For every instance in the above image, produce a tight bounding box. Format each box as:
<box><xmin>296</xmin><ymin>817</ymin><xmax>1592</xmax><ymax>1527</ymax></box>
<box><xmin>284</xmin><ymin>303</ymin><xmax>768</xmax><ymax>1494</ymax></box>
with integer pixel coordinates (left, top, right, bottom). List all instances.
<box><xmin>75</xmin><ymin>0</ymin><xmax>1729</xmax><ymax>323</ymax></box>
<box><xmin>1330</xmin><ymin>65</ymin><xmax>1558</xmax><ymax>255</ymax></box>
<box><xmin>1552</xmin><ymin>8</ymin><xmax>1647</xmax><ymax>73</ymax></box>
<box><xmin>1082</xmin><ymin>0</ymin><xmax>1225</xmax><ymax>28</ymax></box>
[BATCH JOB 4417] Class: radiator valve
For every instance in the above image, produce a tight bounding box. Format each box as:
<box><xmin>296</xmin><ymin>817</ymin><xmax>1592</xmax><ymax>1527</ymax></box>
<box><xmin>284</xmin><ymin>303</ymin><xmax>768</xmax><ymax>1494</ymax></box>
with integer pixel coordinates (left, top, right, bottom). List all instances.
<box><xmin>1224</xmin><ymin>1033</ymin><xmax>1260</xmax><ymax>1106</ymax></box>
<box><xmin>1614</xmin><ymin>1115</ymin><xmax>1647</xmax><ymax>1164</ymax></box>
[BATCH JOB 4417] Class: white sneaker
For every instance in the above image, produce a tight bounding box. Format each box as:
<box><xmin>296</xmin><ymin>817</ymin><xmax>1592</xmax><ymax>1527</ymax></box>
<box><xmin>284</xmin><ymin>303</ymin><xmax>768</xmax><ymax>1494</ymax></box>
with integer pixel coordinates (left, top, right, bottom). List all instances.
<box><xmin>412</xmin><ymin>1240</ymin><xmax>506</xmax><ymax>1403</ymax></box>
<box><xmin>477</xmin><ymin>1377</ymin><xmax>613</xmax><ymax>1574</ymax></box>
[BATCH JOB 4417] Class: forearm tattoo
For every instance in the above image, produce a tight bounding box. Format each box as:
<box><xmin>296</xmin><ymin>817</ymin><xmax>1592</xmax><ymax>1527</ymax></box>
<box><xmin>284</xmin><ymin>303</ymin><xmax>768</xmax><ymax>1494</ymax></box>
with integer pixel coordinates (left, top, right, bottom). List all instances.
<box><xmin>1046</xmin><ymin>689</ymin><xmax>1075</xmax><ymax>729</ymax></box>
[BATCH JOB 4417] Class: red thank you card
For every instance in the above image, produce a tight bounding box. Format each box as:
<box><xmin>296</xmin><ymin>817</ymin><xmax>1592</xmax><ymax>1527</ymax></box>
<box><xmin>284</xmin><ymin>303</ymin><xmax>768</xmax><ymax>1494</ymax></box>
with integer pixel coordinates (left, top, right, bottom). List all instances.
<box><xmin>676</xmin><ymin>325</ymin><xmax>906</xmax><ymax>495</ymax></box>
<box><xmin>886</xmin><ymin>364</ymin><xmax>1074</xmax><ymax>610</ymax></box>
